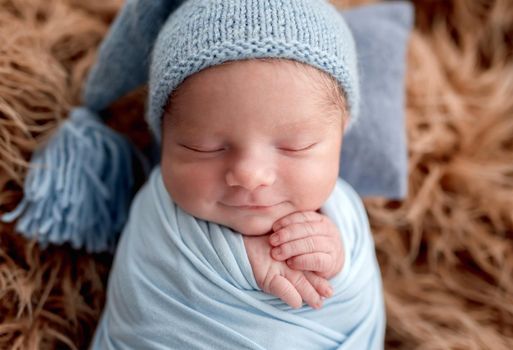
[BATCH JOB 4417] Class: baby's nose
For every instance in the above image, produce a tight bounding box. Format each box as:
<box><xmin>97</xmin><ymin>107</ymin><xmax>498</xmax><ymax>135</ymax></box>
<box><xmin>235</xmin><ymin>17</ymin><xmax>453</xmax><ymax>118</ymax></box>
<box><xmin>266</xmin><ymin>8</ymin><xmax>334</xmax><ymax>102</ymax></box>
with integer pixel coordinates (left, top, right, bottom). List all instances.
<box><xmin>225</xmin><ymin>157</ymin><xmax>276</xmax><ymax>191</ymax></box>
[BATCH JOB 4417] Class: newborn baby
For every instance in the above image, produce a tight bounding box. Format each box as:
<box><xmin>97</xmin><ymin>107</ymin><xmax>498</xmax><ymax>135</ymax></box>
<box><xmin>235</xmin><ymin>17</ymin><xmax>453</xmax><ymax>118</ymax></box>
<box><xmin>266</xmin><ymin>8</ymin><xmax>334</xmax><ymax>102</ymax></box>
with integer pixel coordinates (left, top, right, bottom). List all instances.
<box><xmin>90</xmin><ymin>0</ymin><xmax>385</xmax><ymax>349</ymax></box>
<box><xmin>161</xmin><ymin>59</ymin><xmax>347</xmax><ymax>310</ymax></box>
<box><xmin>91</xmin><ymin>58</ymin><xmax>384</xmax><ymax>349</ymax></box>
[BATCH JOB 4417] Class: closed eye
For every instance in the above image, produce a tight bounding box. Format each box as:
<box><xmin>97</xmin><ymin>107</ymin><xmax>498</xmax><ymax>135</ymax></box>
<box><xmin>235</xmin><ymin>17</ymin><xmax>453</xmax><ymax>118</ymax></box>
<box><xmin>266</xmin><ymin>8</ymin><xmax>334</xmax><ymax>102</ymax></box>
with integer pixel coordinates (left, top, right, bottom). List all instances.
<box><xmin>278</xmin><ymin>143</ymin><xmax>317</xmax><ymax>152</ymax></box>
<box><xmin>180</xmin><ymin>144</ymin><xmax>225</xmax><ymax>153</ymax></box>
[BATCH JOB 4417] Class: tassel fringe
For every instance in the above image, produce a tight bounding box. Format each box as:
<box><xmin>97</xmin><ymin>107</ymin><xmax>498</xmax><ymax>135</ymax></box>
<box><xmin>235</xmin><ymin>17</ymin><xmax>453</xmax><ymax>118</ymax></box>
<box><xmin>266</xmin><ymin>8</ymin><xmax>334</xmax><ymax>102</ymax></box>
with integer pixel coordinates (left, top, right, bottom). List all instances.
<box><xmin>2</xmin><ymin>108</ymin><xmax>135</xmax><ymax>253</ymax></box>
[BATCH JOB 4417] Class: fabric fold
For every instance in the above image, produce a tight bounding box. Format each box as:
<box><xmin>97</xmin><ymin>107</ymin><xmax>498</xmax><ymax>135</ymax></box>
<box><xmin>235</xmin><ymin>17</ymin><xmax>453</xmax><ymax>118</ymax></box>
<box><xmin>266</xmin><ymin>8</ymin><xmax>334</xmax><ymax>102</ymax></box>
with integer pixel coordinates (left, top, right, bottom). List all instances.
<box><xmin>92</xmin><ymin>166</ymin><xmax>385</xmax><ymax>349</ymax></box>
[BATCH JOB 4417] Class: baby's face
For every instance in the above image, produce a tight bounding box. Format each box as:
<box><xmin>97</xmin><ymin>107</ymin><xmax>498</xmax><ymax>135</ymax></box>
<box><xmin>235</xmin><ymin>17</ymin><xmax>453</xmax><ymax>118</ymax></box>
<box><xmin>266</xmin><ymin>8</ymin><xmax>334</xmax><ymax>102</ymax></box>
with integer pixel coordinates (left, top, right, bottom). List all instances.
<box><xmin>161</xmin><ymin>60</ymin><xmax>347</xmax><ymax>236</ymax></box>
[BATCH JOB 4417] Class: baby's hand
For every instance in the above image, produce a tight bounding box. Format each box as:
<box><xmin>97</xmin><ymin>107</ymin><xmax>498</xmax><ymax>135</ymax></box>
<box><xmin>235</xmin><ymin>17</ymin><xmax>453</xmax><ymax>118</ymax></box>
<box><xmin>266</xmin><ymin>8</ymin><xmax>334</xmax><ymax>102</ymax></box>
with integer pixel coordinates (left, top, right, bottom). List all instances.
<box><xmin>269</xmin><ymin>211</ymin><xmax>344</xmax><ymax>279</ymax></box>
<box><xmin>243</xmin><ymin>235</ymin><xmax>333</xmax><ymax>309</ymax></box>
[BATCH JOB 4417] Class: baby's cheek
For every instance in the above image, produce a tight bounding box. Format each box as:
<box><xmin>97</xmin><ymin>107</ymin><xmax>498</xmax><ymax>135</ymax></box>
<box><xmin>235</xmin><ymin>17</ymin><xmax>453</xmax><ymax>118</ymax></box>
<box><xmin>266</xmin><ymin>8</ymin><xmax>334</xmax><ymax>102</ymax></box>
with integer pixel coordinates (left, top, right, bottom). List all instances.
<box><xmin>161</xmin><ymin>160</ymin><xmax>216</xmax><ymax>211</ymax></box>
<box><xmin>285</xmin><ymin>160</ymin><xmax>339</xmax><ymax>210</ymax></box>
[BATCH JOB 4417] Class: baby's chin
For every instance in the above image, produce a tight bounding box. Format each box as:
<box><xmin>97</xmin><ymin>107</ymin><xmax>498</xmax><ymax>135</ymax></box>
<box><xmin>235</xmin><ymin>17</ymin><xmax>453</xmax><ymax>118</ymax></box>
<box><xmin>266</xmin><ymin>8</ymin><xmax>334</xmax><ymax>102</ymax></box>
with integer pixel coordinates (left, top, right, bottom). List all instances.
<box><xmin>177</xmin><ymin>202</ymin><xmax>277</xmax><ymax>236</ymax></box>
<box><xmin>223</xmin><ymin>215</ymin><xmax>276</xmax><ymax>236</ymax></box>
<box><xmin>184</xmin><ymin>201</ymin><xmax>299</xmax><ymax>236</ymax></box>
<box><xmin>214</xmin><ymin>215</ymin><xmax>276</xmax><ymax>236</ymax></box>
<box><xmin>220</xmin><ymin>204</ymin><xmax>305</xmax><ymax>236</ymax></box>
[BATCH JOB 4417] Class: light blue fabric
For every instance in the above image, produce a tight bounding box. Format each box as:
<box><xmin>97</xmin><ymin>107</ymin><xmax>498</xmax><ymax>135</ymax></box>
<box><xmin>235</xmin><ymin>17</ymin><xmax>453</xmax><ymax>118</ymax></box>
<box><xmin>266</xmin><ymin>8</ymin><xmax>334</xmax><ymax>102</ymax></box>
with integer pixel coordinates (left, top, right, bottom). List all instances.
<box><xmin>84</xmin><ymin>0</ymin><xmax>185</xmax><ymax>111</ymax></box>
<box><xmin>91</xmin><ymin>167</ymin><xmax>385</xmax><ymax>349</ymax></box>
<box><xmin>340</xmin><ymin>2</ymin><xmax>413</xmax><ymax>199</ymax></box>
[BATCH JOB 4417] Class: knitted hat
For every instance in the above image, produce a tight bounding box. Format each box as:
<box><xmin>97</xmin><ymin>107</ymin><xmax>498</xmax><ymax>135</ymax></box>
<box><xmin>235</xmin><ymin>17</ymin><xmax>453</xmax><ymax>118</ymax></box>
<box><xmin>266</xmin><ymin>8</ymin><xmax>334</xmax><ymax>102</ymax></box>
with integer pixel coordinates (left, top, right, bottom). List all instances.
<box><xmin>2</xmin><ymin>0</ymin><xmax>359</xmax><ymax>253</ymax></box>
<box><xmin>148</xmin><ymin>0</ymin><xmax>359</xmax><ymax>142</ymax></box>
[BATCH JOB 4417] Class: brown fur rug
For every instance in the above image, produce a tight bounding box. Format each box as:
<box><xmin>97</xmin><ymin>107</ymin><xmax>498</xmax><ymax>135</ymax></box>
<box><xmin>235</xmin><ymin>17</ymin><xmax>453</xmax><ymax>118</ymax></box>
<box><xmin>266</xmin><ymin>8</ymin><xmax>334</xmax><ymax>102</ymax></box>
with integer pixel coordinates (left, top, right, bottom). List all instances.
<box><xmin>1</xmin><ymin>0</ymin><xmax>512</xmax><ymax>349</ymax></box>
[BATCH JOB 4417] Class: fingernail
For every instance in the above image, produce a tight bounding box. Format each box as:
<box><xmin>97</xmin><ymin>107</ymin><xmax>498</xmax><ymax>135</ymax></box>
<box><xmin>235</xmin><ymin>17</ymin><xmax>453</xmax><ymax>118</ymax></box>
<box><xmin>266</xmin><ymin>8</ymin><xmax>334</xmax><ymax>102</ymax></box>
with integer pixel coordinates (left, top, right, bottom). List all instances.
<box><xmin>314</xmin><ymin>300</ymin><xmax>323</xmax><ymax>309</ymax></box>
<box><xmin>270</xmin><ymin>233</ymin><xmax>279</xmax><ymax>244</ymax></box>
<box><xmin>273</xmin><ymin>248</ymin><xmax>281</xmax><ymax>256</ymax></box>
<box><xmin>325</xmin><ymin>287</ymin><xmax>333</xmax><ymax>297</ymax></box>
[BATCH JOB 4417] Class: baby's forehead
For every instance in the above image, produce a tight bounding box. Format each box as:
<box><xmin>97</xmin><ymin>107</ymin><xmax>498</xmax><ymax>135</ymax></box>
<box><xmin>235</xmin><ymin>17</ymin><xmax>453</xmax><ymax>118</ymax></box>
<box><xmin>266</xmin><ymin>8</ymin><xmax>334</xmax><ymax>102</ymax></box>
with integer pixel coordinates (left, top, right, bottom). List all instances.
<box><xmin>174</xmin><ymin>59</ymin><xmax>330</xmax><ymax>94</ymax></box>
<box><xmin>165</xmin><ymin>59</ymin><xmax>345</xmax><ymax>129</ymax></box>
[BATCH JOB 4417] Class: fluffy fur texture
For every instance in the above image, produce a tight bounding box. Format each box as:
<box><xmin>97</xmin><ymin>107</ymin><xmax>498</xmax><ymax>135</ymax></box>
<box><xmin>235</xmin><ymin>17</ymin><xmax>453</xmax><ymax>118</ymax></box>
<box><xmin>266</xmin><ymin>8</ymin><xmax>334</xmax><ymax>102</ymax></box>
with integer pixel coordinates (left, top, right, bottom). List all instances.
<box><xmin>0</xmin><ymin>0</ymin><xmax>512</xmax><ymax>348</ymax></box>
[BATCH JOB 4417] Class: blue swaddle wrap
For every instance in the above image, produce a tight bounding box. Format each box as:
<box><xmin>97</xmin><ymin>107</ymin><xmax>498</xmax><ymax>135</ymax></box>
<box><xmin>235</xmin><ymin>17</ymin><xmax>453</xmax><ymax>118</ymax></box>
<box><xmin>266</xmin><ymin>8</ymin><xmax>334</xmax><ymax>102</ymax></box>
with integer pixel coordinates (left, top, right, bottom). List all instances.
<box><xmin>91</xmin><ymin>167</ymin><xmax>385</xmax><ymax>349</ymax></box>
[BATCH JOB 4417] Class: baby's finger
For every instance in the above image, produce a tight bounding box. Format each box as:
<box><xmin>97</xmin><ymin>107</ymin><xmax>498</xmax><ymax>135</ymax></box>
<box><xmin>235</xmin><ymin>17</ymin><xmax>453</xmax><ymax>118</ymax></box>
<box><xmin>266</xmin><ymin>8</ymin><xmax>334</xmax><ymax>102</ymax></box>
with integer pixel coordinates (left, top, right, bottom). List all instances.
<box><xmin>304</xmin><ymin>271</ymin><xmax>333</xmax><ymax>298</ymax></box>
<box><xmin>286</xmin><ymin>252</ymin><xmax>333</xmax><ymax>274</ymax></box>
<box><xmin>287</xmin><ymin>271</ymin><xmax>323</xmax><ymax>309</ymax></box>
<box><xmin>272</xmin><ymin>236</ymin><xmax>332</xmax><ymax>261</ymax></box>
<box><xmin>272</xmin><ymin>211</ymin><xmax>323</xmax><ymax>232</ymax></box>
<box><xmin>270</xmin><ymin>220</ymin><xmax>329</xmax><ymax>247</ymax></box>
<box><xmin>268</xmin><ymin>275</ymin><xmax>302</xmax><ymax>309</ymax></box>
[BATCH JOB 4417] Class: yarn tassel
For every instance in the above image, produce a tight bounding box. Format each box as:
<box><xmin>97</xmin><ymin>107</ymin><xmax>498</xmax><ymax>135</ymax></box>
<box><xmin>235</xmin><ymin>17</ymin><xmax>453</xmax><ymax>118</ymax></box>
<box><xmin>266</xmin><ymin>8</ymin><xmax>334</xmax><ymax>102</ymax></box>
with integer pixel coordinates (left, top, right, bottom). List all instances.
<box><xmin>2</xmin><ymin>107</ymin><xmax>135</xmax><ymax>253</ymax></box>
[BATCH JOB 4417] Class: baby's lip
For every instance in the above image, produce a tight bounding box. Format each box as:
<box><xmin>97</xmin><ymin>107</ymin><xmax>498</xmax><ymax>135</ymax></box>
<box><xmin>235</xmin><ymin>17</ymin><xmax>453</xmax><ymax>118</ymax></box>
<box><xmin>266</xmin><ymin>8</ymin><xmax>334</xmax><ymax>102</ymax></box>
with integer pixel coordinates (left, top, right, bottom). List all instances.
<box><xmin>221</xmin><ymin>202</ymin><xmax>281</xmax><ymax>209</ymax></box>
<box><xmin>236</xmin><ymin>205</ymin><xmax>273</xmax><ymax>210</ymax></box>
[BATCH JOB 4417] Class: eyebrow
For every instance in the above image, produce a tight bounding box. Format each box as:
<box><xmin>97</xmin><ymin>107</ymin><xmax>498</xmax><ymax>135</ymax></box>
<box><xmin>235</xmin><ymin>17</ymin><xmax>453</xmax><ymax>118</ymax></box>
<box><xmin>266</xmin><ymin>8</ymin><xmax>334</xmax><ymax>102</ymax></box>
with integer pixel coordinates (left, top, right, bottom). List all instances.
<box><xmin>272</xmin><ymin>111</ymin><xmax>343</xmax><ymax>132</ymax></box>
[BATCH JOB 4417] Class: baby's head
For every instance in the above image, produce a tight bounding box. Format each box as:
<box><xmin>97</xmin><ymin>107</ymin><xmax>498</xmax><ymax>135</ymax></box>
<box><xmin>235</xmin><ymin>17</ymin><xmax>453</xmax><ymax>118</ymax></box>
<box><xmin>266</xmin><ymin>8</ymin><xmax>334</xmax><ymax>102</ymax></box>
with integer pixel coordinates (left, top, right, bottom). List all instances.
<box><xmin>148</xmin><ymin>0</ymin><xmax>360</xmax><ymax>235</ymax></box>
<box><xmin>161</xmin><ymin>59</ymin><xmax>347</xmax><ymax>235</ymax></box>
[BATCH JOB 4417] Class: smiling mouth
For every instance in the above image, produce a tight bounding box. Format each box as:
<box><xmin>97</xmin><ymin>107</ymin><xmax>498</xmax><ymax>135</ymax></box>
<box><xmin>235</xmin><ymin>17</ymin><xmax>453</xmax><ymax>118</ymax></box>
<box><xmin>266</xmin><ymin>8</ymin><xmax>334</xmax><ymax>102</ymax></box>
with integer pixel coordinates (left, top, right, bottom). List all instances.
<box><xmin>237</xmin><ymin>205</ymin><xmax>273</xmax><ymax>210</ymax></box>
<box><xmin>222</xmin><ymin>202</ymin><xmax>281</xmax><ymax>211</ymax></box>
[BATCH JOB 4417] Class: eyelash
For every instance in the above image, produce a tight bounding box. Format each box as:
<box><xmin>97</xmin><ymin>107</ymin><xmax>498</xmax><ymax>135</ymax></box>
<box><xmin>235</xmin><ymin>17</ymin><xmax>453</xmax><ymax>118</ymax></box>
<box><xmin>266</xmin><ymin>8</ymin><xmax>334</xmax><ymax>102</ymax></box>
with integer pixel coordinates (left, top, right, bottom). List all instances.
<box><xmin>182</xmin><ymin>145</ymin><xmax>225</xmax><ymax>153</ymax></box>
<box><xmin>278</xmin><ymin>143</ymin><xmax>317</xmax><ymax>152</ymax></box>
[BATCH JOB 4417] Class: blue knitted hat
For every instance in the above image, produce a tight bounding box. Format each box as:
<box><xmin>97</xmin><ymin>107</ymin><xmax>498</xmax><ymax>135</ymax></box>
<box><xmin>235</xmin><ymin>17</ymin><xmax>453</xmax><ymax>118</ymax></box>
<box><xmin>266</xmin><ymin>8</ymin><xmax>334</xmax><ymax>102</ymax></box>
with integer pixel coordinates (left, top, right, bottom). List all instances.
<box><xmin>148</xmin><ymin>0</ymin><xmax>360</xmax><ymax>142</ymax></box>
<box><xmin>3</xmin><ymin>0</ymin><xmax>360</xmax><ymax>253</ymax></box>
